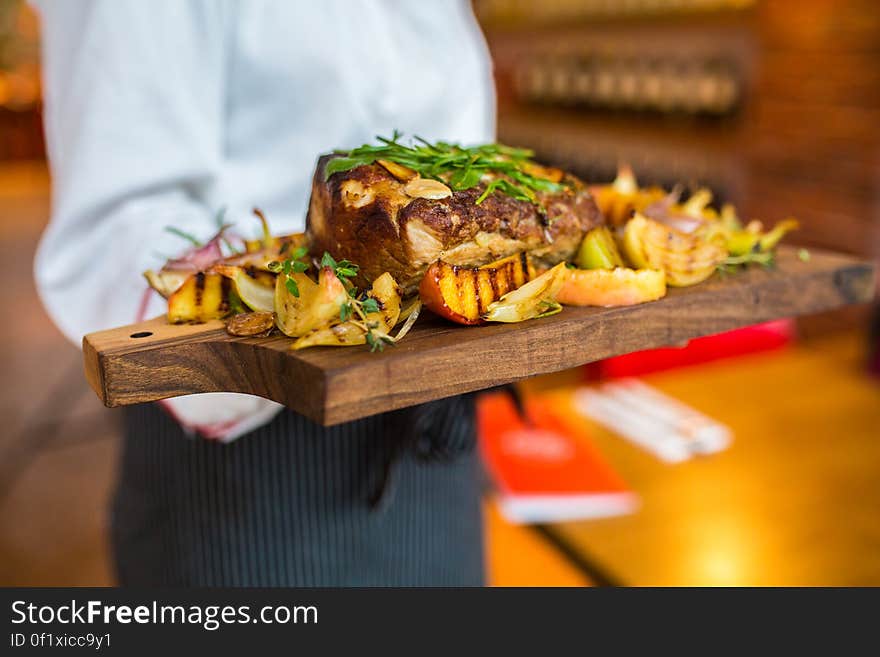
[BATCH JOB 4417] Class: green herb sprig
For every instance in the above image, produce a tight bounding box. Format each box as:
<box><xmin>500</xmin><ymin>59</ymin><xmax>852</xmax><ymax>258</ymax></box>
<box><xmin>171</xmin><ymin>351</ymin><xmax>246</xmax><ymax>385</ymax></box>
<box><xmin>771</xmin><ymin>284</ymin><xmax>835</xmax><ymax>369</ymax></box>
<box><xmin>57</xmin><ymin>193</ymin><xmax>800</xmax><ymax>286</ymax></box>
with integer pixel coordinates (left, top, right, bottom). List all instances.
<box><xmin>320</xmin><ymin>252</ymin><xmax>359</xmax><ymax>281</ymax></box>
<box><xmin>270</xmin><ymin>249</ymin><xmax>412</xmax><ymax>352</ymax></box>
<box><xmin>267</xmin><ymin>246</ymin><xmax>310</xmax><ymax>297</ymax></box>
<box><xmin>318</xmin><ymin>252</ymin><xmax>393</xmax><ymax>351</ymax></box>
<box><xmin>324</xmin><ymin>131</ymin><xmax>566</xmax><ymax>208</ymax></box>
<box><xmin>319</xmin><ymin>252</ymin><xmax>402</xmax><ymax>352</ymax></box>
<box><xmin>165</xmin><ymin>226</ymin><xmax>202</xmax><ymax>247</ymax></box>
<box><xmin>717</xmin><ymin>249</ymin><xmax>776</xmax><ymax>275</ymax></box>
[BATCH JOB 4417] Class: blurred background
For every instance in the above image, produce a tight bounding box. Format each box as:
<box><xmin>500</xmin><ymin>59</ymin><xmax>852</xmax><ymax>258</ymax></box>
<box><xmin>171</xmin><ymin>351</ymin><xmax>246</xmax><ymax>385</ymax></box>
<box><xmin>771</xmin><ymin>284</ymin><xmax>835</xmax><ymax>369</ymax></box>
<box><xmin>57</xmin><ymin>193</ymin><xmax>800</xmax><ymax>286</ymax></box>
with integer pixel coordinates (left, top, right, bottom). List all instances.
<box><xmin>0</xmin><ymin>0</ymin><xmax>878</xmax><ymax>586</ymax></box>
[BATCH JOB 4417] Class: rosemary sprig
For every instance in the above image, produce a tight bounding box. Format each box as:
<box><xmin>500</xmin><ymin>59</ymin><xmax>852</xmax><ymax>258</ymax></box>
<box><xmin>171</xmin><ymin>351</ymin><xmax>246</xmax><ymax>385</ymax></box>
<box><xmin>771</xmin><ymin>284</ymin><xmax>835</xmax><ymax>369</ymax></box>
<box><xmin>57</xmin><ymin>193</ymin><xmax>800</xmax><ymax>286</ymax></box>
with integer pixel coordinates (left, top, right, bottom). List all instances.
<box><xmin>165</xmin><ymin>226</ymin><xmax>202</xmax><ymax>247</ymax></box>
<box><xmin>325</xmin><ymin>131</ymin><xmax>566</xmax><ymax>208</ymax></box>
<box><xmin>215</xmin><ymin>207</ymin><xmax>241</xmax><ymax>255</ymax></box>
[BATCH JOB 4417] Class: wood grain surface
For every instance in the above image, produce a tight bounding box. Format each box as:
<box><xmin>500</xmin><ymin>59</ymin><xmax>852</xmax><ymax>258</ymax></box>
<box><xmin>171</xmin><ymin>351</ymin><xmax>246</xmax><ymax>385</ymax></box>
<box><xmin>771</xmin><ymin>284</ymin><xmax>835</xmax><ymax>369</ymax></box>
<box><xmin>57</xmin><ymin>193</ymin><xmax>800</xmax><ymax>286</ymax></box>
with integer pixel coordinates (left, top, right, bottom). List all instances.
<box><xmin>541</xmin><ymin>333</ymin><xmax>880</xmax><ymax>585</ymax></box>
<box><xmin>83</xmin><ymin>247</ymin><xmax>876</xmax><ymax>425</ymax></box>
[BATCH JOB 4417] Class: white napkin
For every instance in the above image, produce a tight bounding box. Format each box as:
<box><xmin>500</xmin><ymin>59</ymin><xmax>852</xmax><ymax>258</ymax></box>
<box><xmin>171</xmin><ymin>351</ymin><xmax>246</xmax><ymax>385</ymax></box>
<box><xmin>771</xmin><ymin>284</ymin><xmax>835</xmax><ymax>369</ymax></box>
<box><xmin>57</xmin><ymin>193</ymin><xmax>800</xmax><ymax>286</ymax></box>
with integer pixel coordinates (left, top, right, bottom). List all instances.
<box><xmin>160</xmin><ymin>394</ymin><xmax>284</xmax><ymax>442</ymax></box>
<box><xmin>139</xmin><ymin>288</ymin><xmax>284</xmax><ymax>442</ymax></box>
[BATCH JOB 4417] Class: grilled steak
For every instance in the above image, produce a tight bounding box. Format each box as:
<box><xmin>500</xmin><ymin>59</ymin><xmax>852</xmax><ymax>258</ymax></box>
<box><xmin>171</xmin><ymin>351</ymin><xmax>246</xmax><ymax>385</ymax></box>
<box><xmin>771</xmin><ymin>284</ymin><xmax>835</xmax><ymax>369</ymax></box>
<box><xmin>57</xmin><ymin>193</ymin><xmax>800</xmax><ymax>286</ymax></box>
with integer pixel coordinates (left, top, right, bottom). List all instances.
<box><xmin>306</xmin><ymin>154</ymin><xmax>603</xmax><ymax>294</ymax></box>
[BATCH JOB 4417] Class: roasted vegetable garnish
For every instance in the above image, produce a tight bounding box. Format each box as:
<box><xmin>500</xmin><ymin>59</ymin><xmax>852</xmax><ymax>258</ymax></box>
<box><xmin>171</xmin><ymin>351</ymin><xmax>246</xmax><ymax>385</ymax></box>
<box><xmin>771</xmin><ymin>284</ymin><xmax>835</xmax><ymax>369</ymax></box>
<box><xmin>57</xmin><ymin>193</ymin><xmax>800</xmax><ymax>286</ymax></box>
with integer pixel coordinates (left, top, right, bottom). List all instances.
<box><xmin>231</xmin><ymin>232</ymin><xmax>309</xmax><ymax>270</ymax></box>
<box><xmin>576</xmin><ymin>226</ymin><xmax>625</xmax><ymax>270</ymax></box>
<box><xmin>419</xmin><ymin>253</ymin><xmax>535</xmax><ymax>325</ymax></box>
<box><xmin>482</xmin><ymin>262</ymin><xmax>567</xmax><ymax>323</ymax></box>
<box><xmin>590</xmin><ymin>165</ymin><xmax>665</xmax><ymax>226</ymax></box>
<box><xmin>719</xmin><ymin>217</ymin><xmax>799</xmax><ymax>257</ymax></box>
<box><xmin>292</xmin><ymin>272</ymin><xmax>403</xmax><ymax>350</ymax></box>
<box><xmin>558</xmin><ymin>267</ymin><xmax>666</xmax><ymax>307</ymax></box>
<box><xmin>274</xmin><ymin>266</ymin><xmax>349</xmax><ymax>338</ymax></box>
<box><xmin>622</xmin><ymin>213</ymin><xmax>727</xmax><ymax>287</ymax></box>
<box><xmin>226</xmin><ymin>311</ymin><xmax>275</xmax><ymax>337</ymax></box>
<box><xmin>167</xmin><ymin>272</ymin><xmax>230</xmax><ymax>323</ymax></box>
<box><xmin>212</xmin><ymin>265</ymin><xmax>276</xmax><ymax>313</ymax></box>
<box><xmin>143</xmin><ymin>269</ymin><xmax>191</xmax><ymax>299</ymax></box>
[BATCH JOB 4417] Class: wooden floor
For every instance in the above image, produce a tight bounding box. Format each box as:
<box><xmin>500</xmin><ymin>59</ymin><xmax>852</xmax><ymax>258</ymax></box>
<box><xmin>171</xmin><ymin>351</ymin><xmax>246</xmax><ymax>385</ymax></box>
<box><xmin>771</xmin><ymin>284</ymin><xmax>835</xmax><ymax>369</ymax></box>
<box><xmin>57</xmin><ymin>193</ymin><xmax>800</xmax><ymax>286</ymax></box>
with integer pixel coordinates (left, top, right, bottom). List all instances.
<box><xmin>544</xmin><ymin>333</ymin><xmax>880</xmax><ymax>586</ymax></box>
<box><xmin>0</xmin><ymin>163</ymin><xmax>119</xmax><ymax>585</ymax></box>
<box><xmin>1</xmin><ymin>162</ymin><xmax>878</xmax><ymax>586</ymax></box>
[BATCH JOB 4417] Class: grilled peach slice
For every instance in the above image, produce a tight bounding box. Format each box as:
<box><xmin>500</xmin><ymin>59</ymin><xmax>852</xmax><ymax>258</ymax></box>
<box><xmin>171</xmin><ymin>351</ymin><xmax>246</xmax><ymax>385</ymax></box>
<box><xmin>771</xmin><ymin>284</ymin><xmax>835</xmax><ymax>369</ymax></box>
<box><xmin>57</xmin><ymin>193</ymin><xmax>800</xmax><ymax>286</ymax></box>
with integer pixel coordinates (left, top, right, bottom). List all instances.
<box><xmin>419</xmin><ymin>253</ymin><xmax>535</xmax><ymax>325</ymax></box>
<box><xmin>558</xmin><ymin>267</ymin><xmax>666</xmax><ymax>307</ymax></box>
<box><xmin>167</xmin><ymin>272</ymin><xmax>230</xmax><ymax>323</ymax></box>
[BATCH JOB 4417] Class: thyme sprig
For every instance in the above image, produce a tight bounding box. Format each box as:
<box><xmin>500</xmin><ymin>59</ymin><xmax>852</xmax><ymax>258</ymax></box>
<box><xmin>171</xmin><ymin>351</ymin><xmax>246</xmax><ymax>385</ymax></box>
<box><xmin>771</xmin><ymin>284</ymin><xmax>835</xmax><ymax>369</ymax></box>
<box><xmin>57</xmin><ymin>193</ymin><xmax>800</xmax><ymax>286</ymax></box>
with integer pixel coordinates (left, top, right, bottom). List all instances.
<box><xmin>340</xmin><ymin>295</ymin><xmax>393</xmax><ymax>352</ymax></box>
<box><xmin>324</xmin><ymin>131</ymin><xmax>566</xmax><ymax>208</ymax></box>
<box><xmin>267</xmin><ymin>246</ymin><xmax>309</xmax><ymax>297</ymax></box>
<box><xmin>319</xmin><ymin>252</ymin><xmax>393</xmax><ymax>351</ymax></box>
<box><xmin>270</xmin><ymin>249</ymin><xmax>412</xmax><ymax>352</ymax></box>
<box><xmin>320</xmin><ymin>252</ymin><xmax>359</xmax><ymax>281</ymax></box>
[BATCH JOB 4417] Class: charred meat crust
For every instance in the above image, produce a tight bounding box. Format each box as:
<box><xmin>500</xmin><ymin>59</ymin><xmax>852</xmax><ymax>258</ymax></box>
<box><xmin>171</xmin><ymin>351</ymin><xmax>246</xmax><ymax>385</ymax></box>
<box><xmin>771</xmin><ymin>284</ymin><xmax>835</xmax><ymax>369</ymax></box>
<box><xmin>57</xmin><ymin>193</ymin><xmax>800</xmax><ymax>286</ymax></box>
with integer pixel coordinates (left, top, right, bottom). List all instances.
<box><xmin>306</xmin><ymin>154</ymin><xmax>603</xmax><ymax>294</ymax></box>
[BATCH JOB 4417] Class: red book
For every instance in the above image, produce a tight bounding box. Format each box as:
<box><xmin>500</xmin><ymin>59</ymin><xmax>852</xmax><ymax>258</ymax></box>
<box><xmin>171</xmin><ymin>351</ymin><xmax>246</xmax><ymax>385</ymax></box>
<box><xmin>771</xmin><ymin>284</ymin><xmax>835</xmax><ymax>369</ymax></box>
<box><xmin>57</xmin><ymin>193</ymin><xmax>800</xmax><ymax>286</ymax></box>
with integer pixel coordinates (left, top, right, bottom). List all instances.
<box><xmin>478</xmin><ymin>392</ymin><xmax>638</xmax><ymax>524</ymax></box>
<box><xmin>595</xmin><ymin>319</ymin><xmax>794</xmax><ymax>379</ymax></box>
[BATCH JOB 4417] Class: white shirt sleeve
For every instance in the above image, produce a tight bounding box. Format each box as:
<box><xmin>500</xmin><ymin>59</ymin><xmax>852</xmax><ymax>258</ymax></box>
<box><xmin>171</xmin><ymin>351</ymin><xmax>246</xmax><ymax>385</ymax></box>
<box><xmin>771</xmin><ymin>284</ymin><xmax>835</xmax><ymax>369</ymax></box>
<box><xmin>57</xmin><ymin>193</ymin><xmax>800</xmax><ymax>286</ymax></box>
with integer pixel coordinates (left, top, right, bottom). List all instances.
<box><xmin>33</xmin><ymin>0</ymin><xmax>229</xmax><ymax>343</ymax></box>
<box><xmin>32</xmin><ymin>0</ymin><xmax>284</xmax><ymax>441</ymax></box>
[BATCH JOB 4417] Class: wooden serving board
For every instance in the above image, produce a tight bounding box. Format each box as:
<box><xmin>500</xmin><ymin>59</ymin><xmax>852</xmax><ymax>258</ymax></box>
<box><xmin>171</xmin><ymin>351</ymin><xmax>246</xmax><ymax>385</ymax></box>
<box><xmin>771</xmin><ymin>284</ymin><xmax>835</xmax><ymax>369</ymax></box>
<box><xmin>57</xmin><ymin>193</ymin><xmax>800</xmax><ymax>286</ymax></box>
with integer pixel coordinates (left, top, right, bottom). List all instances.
<box><xmin>83</xmin><ymin>247</ymin><xmax>875</xmax><ymax>426</ymax></box>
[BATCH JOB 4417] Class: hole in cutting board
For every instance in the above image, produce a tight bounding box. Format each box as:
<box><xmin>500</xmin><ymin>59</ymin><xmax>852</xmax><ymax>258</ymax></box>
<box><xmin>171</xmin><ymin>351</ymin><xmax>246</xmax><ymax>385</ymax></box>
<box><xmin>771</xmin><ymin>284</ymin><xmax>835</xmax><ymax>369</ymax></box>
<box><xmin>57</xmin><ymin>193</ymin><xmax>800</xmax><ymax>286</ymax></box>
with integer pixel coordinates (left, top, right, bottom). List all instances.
<box><xmin>130</xmin><ymin>331</ymin><xmax>153</xmax><ymax>338</ymax></box>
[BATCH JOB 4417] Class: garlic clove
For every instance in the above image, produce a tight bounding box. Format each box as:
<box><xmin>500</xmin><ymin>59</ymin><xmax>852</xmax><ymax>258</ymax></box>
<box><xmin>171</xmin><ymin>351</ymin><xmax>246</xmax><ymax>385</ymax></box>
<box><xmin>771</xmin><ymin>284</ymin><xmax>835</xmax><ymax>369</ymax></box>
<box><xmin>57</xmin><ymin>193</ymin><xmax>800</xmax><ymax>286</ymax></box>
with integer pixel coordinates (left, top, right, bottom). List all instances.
<box><xmin>377</xmin><ymin>159</ymin><xmax>418</xmax><ymax>182</ymax></box>
<box><xmin>404</xmin><ymin>177</ymin><xmax>453</xmax><ymax>200</ymax></box>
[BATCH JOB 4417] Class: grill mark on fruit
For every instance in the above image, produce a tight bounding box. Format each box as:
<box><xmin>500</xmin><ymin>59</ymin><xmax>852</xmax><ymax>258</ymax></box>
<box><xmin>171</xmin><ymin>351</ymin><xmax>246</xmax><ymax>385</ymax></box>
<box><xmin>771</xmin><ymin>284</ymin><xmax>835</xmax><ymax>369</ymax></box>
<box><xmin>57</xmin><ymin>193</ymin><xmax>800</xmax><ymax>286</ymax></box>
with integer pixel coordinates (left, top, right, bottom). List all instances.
<box><xmin>194</xmin><ymin>272</ymin><xmax>205</xmax><ymax>308</ymax></box>
<box><xmin>518</xmin><ymin>252</ymin><xmax>529</xmax><ymax>281</ymax></box>
<box><xmin>489</xmin><ymin>266</ymin><xmax>500</xmax><ymax>298</ymax></box>
<box><xmin>220</xmin><ymin>276</ymin><xmax>232</xmax><ymax>312</ymax></box>
<box><xmin>497</xmin><ymin>264</ymin><xmax>509</xmax><ymax>296</ymax></box>
<box><xmin>465</xmin><ymin>268</ymin><xmax>482</xmax><ymax>315</ymax></box>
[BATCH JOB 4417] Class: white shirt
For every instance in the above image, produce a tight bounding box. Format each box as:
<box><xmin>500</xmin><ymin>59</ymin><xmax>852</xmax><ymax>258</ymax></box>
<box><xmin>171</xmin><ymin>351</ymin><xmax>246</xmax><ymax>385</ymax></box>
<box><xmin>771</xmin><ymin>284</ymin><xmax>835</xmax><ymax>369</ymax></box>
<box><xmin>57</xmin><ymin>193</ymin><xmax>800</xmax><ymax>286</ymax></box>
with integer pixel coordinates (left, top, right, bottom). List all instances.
<box><xmin>33</xmin><ymin>0</ymin><xmax>495</xmax><ymax>439</ymax></box>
